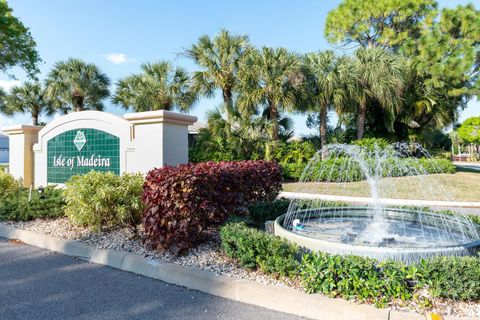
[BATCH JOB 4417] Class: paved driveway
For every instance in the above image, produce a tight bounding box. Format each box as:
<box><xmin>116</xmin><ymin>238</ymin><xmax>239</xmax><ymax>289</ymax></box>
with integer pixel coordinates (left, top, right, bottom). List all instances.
<box><xmin>0</xmin><ymin>238</ymin><xmax>305</xmax><ymax>320</ymax></box>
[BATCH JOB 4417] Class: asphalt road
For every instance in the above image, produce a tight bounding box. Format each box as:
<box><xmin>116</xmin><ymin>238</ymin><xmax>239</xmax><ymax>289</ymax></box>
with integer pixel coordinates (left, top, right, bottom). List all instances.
<box><xmin>0</xmin><ymin>237</ymin><xmax>305</xmax><ymax>320</ymax></box>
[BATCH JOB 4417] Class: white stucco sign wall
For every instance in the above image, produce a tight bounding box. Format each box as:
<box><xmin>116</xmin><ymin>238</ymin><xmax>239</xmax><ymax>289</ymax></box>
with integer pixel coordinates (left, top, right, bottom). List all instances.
<box><xmin>2</xmin><ymin>110</ymin><xmax>197</xmax><ymax>187</ymax></box>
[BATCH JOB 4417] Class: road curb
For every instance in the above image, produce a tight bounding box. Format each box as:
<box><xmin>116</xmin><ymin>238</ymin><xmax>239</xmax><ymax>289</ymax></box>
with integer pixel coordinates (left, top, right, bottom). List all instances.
<box><xmin>0</xmin><ymin>224</ymin><xmax>472</xmax><ymax>320</ymax></box>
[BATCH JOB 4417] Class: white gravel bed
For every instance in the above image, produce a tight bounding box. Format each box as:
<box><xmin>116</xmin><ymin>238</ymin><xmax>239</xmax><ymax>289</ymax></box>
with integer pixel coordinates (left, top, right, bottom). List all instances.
<box><xmin>1</xmin><ymin>218</ymin><xmax>290</xmax><ymax>288</ymax></box>
<box><xmin>2</xmin><ymin>218</ymin><xmax>479</xmax><ymax>318</ymax></box>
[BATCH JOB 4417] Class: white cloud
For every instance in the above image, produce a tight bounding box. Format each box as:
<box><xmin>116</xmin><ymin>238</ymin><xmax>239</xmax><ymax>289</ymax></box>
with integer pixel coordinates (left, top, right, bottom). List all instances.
<box><xmin>0</xmin><ymin>79</ymin><xmax>20</xmax><ymax>92</ymax></box>
<box><xmin>104</xmin><ymin>53</ymin><xmax>134</xmax><ymax>64</ymax></box>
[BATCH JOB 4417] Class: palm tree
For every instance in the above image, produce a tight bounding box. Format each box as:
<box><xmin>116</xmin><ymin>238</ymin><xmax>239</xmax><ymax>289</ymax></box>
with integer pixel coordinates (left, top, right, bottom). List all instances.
<box><xmin>349</xmin><ymin>47</ymin><xmax>404</xmax><ymax>139</ymax></box>
<box><xmin>203</xmin><ymin>106</ymin><xmax>293</xmax><ymax>160</ymax></box>
<box><xmin>112</xmin><ymin>61</ymin><xmax>197</xmax><ymax>112</ymax></box>
<box><xmin>303</xmin><ymin>51</ymin><xmax>351</xmax><ymax>150</ymax></box>
<box><xmin>237</xmin><ymin>47</ymin><xmax>302</xmax><ymax>141</ymax></box>
<box><xmin>185</xmin><ymin>29</ymin><xmax>250</xmax><ymax>118</ymax></box>
<box><xmin>45</xmin><ymin>58</ymin><xmax>110</xmax><ymax>113</ymax></box>
<box><xmin>2</xmin><ymin>82</ymin><xmax>51</xmax><ymax>125</ymax></box>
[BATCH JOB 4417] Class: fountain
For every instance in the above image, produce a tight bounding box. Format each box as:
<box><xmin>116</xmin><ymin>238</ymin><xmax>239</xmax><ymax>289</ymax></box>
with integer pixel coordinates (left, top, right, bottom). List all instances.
<box><xmin>275</xmin><ymin>143</ymin><xmax>480</xmax><ymax>263</ymax></box>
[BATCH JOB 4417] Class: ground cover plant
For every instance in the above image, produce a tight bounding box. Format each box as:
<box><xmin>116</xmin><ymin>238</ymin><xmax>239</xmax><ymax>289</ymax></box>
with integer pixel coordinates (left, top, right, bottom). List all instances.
<box><xmin>142</xmin><ymin>161</ymin><xmax>282</xmax><ymax>254</ymax></box>
<box><xmin>220</xmin><ymin>221</ymin><xmax>480</xmax><ymax>308</ymax></box>
<box><xmin>64</xmin><ymin>171</ymin><xmax>144</xmax><ymax>232</ymax></box>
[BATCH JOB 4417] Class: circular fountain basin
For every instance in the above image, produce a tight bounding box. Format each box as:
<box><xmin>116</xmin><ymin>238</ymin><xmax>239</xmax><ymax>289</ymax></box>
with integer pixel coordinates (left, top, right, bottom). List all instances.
<box><xmin>274</xmin><ymin>207</ymin><xmax>480</xmax><ymax>263</ymax></box>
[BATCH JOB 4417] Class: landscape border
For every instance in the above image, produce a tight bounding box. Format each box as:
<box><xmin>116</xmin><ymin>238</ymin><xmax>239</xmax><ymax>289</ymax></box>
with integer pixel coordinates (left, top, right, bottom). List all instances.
<box><xmin>1</xmin><ymin>223</ymin><xmax>470</xmax><ymax>320</ymax></box>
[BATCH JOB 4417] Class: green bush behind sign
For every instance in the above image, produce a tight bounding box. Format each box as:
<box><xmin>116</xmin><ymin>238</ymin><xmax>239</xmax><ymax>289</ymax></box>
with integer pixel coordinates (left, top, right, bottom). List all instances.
<box><xmin>47</xmin><ymin>128</ymin><xmax>120</xmax><ymax>184</ymax></box>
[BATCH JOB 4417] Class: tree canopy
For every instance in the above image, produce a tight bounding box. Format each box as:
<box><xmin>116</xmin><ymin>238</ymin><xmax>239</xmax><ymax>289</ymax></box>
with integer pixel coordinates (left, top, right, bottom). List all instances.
<box><xmin>237</xmin><ymin>47</ymin><xmax>302</xmax><ymax>141</ymax></box>
<box><xmin>457</xmin><ymin>117</ymin><xmax>480</xmax><ymax>145</ymax></box>
<box><xmin>325</xmin><ymin>0</ymin><xmax>437</xmax><ymax>48</ymax></box>
<box><xmin>0</xmin><ymin>0</ymin><xmax>41</xmax><ymax>78</ymax></box>
<box><xmin>185</xmin><ymin>29</ymin><xmax>250</xmax><ymax>117</ymax></box>
<box><xmin>326</xmin><ymin>0</ymin><xmax>480</xmax><ymax>138</ymax></box>
<box><xmin>112</xmin><ymin>61</ymin><xmax>197</xmax><ymax>112</ymax></box>
<box><xmin>3</xmin><ymin>82</ymin><xmax>51</xmax><ymax>125</ymax></box>
<box><xmin>45</xmin><ymin>58</ymin><xmax>110</xmax><ymax>113</ymax></box>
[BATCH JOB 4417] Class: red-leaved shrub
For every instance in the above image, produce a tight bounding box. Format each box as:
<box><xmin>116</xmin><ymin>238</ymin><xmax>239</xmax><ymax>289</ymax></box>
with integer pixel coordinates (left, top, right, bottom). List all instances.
<box><xmin>142</xmin><ymin>161</ymin><xmax>282</xmax><ymax>254</ymax></box>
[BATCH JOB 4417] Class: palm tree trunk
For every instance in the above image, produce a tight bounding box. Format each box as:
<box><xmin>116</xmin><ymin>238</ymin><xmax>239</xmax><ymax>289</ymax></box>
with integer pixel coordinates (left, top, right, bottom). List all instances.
<box><xmin>31</xmin><ymin>113</ymin><xmax>39</xmax><ymax>126</ymax></box>
<box><xmin>319</xmin><ymin>104</ymin><xmax>328</xmax><ymax>159</ymax></box>
<box><xmin>356</xmin><ymin>98</ymin><xmax>367</xmax><ymax>139</ymax></box>
<box><xmin>269</xmin><ymin>100</ymin><xmax>279</xmax><ymax>141</ymax></box>
<box><xmin>223</xmin><ymin>89</ymin><xmax>233</xmax><ymax>119</ymax></box>
<box><xmin>74</xmin><ymin>96</ymin><xmax>84</xmax><ymax>112</ymax></box>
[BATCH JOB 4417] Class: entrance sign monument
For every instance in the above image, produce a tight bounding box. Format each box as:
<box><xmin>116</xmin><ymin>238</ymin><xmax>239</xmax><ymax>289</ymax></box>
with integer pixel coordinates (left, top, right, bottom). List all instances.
<box><xmin>2</xmin><ymin>110</ymin><xmax>197</xmax><ymax>187</ymax></box>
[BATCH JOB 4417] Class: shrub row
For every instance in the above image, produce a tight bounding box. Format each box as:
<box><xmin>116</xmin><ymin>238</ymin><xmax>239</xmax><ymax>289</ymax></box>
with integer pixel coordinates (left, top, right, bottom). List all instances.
<box><xmin>142</xmin><ymin>161</ymin><xmax>282</xmax><ymax>254</ymax></box>
<box><xmin>0</xmin><ymin>186</ymin><xmax>65</xmax><ymax>221</ymax></box>
<box><xmin>281</xmin><ymin>157</ymin><xmax>455</xmax><ymax>181</ymax></box>
<box><xmin>64</xmin><ymin>171</ymin><xmax>144</xmax><ymax>232</ymax></box>
<box><xmin>246</xmin><ymin>199</ymin><xmax>290</xmax><ymax>228</ymax></box>
<box><xmin>220</xmin><ymin>222</ymin><xmax>480</xmax><ymax>306</ymax></box>
<box><xmin>220</xmin><ymin>222</ymin><xmax>300</xmax><ymax>276</ymax></box>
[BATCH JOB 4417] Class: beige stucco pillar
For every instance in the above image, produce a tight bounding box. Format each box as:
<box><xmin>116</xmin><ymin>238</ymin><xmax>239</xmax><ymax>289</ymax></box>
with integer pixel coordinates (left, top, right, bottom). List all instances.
<box><xmin>2</xmin><ymin>125</ymin><xmax>43</xmax><ymax>187</ymax></box>
<box><xmin>124</xmin><ymin>110</ymin><xmax>197</xmax><ymax>172</ymax></box>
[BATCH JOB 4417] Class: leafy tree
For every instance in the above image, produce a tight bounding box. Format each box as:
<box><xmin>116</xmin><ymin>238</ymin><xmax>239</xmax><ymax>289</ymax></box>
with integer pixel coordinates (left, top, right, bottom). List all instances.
<box><xmin>185</xmin><ymin>29</ymin><xmax>250</xmax><ymax>118</ymax></box>
<box><xmin>349</xmin><ymin>47</ymin><xmax>404</xmax><ymax>139</ymax></box>
<box><xmin>45</xmin><ymin>58</ymin><xmax>110</xmax><ymax>113</ymax></box>
<box><xmin>237</xmin><ymin>47</ymin><xmax>302</xmax><ymax>141</ymax></box>
<box><xmin>112</xmin><ymin>61</ymin><xmax>197</xmax><ymax>112</ymax></box>
<box><xmin>400</xmin><ymin>4</ymin><xmax>480</xmax><ymax>132</ymax></box>
<box><xmin>326</xmin><ymin>0</ymin><xmax>480</xmax><ymax>135</ymax></box>
<box><xmin>190</xmin><ymin>107</ymin><xmax>293</xmax><ymax>162</ymax></box>
<box><xmin>325</xmin><ymin>0</ymin><xmax>437</xmax><ymax>49</ymax></box>
<box><xmin>303</xmin><ymin>51</ymin><xmax>351</xmax><ymax>149</ymax></box>
<box><xmin>0</xmin><ymin>1</ymin><xmax>41</xmax><ymax>78</ymax></box>
<box><xmin>457</xmin><ymin>117</ymin><xmax>480</xmax><ymax>145</ymax></box>
<box><xmin>2</xmin><ymin>82</ymin><xmax>51</xmax><ymax>125</ymax></box>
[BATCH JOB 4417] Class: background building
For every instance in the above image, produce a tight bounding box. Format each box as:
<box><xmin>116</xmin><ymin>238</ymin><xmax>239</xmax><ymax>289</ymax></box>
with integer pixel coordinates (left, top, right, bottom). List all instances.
<box><xmin>0</xmin><ymin>133</ymin><xmax>8</xmax><ymax>164</ymax></box>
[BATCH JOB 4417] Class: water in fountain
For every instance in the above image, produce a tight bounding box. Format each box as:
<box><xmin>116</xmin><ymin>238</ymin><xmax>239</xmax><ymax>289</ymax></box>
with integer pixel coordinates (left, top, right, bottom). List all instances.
<box><xmin>281</xmin><ymin>143</ymin><xmax>480</xmax><ymax>262</ymax></box>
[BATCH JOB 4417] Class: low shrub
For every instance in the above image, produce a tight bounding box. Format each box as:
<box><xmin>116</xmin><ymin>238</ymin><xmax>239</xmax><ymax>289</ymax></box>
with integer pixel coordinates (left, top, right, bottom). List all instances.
<box><xmin>142</xmin><ymin>161</ymin><xmax>282</xmax><ymax>254</ymax></box>
<box><xmin>353</xmin><ymin>137</ymin><xmax>390</xmax><ymax>151</ymax></box>
<box><xmin>246</xmin><ymin>199</ymin><xmax>290</xmax><ymax>228</ymax></box>
<box><xmin>220</xmin><ymin>222</ymin><xmax>300</xmax><ymax>276</ymax></box>
<box><xmin>0</xmin><ymin>186</ymin><xmax>65</xmax><ymax>221</ymax></box>
<box><xmin>0</xmin><ymin>171</ymin><xmax>20</xmax><ymax>195</ymax></box>
<box><xmin>416</xmin><ymin>256</ymin><xmax>480</xmax><ymax>300</ymax></box>
<box><xmin>273</xmin><ymin>141</ymin><xmax>317</xmax><ymax>164</ymax></box>
<box><xmin>64</xmin><ymin>171</ymin><xmax>144</xmax><ymax>232</ymax></box>
<box><xmin>280</xmin><ymin>162</ymin><xmax>307</xmax><ymax>180</ymax></box>
<box><xmin>300</xmin><ymin>252</ymin><xmax>414</xmax><ymax>307</ymax></box>
<box><xmin>281</xmin><ymin>157</ymin><xmax>455</xmax><ymax>181</ymax></box>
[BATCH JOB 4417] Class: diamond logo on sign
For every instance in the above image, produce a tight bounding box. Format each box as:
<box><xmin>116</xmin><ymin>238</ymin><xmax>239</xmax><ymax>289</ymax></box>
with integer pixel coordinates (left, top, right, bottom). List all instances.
<box><xmin>73</xmin><ymin>131</ymin><xmax>87</xmax><ymax>151</ymax></box>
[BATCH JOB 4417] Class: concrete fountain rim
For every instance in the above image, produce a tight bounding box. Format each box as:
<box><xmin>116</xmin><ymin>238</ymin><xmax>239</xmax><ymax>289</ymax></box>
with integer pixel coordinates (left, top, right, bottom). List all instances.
<box><xmin>274</xmin><ymin>209</ymin><xmax>480</xmax><ymax>262</ymax></box>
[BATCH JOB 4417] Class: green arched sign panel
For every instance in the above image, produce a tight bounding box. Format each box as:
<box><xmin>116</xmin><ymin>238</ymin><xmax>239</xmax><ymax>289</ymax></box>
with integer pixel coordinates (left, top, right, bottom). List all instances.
<box><xmin>47</xmin><ymin>128</ymin><xmax>120</xmax><ymax>184</ymax></box>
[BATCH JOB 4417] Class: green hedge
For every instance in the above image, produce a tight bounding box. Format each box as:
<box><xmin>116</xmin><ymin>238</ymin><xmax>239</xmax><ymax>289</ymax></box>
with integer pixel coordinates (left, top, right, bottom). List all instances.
<box><xmin>64</xmin><ymin>171</ymin><xmax>144</xmax><ymax>232</ymax></box>
<box><xmin>220</xmin><ymin>222</ymin><xmax>480</xmax><ymax>307</ymax></box>
<box><xmin>220</xmin><ymin>222</ymin><xmax>300</xmax><ymax>276</ymax></box>
<box><xmin>0</xmin><ymin>186</ymin><xmax>65</xmax><ymax>221</ymax></box>
<box><xmin>281</xmin><ymin>158</ymin><xmax>455</xmax><ymax>181</ymax></box>
<box><xmin>417</xmin><ymin>257</ymin><xmax>480</xmax><ymax>300</ymax></box>
<box><xmin>301</xmin><ymin>252</ymin><xmax>414</xmax><ymax>306</ymax></box>
<box><xmin>246</xmin><ymin>199</ymin><xmax>290</xmax><ymax>228</ymax></box>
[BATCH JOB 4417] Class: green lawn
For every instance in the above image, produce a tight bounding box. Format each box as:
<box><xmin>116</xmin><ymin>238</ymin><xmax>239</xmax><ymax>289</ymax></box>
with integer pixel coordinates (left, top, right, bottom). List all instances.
<box><xmin>283</xmin><ymin>169</ymin><xmax>480</xmax><ymax>202</ymax></box>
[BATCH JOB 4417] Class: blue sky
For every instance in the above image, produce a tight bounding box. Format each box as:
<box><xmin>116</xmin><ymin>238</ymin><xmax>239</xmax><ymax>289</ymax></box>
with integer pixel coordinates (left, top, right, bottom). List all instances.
<box><xmin>1</xmin><ymin>0</ymin><xmax>478</xmax><ymax>135</ymax></box>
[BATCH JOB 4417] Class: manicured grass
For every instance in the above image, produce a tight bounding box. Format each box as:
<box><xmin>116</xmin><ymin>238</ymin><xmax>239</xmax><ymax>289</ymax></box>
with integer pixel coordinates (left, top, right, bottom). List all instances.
<box><xmin>283</xmin><ymin>170</ymin><xmax>480</xmax><ymax>202</ymax></box>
